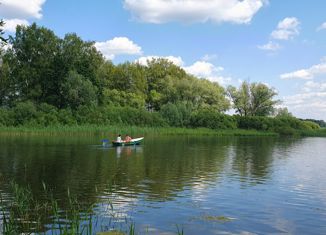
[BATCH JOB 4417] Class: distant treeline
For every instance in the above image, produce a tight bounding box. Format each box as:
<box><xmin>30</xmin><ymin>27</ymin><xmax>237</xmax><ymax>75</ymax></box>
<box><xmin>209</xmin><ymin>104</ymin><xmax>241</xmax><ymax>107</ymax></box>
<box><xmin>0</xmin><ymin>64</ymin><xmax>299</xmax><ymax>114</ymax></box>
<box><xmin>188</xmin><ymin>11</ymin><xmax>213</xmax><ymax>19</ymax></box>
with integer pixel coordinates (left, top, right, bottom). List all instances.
<box><xmin>0</xmin><ymin>23</ymin><xmax>323</xmax><ymax>135</ymax></box>
<box><xmin>300</xmin><ymin>119</ymin><xmax>326</xmax><ymax>128</ymax></box>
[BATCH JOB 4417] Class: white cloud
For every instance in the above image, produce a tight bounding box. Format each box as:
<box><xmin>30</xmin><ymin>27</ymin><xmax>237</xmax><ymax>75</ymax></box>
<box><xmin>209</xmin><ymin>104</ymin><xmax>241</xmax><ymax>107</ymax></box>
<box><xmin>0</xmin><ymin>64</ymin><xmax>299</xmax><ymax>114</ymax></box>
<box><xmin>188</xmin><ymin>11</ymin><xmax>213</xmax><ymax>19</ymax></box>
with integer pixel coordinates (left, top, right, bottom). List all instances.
<box><xmin>95</xmin><ymin>37</ymin><xmax>142</xmax><ymax>60</ymax></box>
<box><xmin>136</xmin><ymin>56</ymin><xmax>184</xmax><ymax>66</ymax></box>
<box><xmin>284</xmin><ymin>91</ymin><xmax>326</xmax><ymax>120</ymax></box>
<box><xmin>184</xmin><ymin>61</ymin><xmax>231</xmax><ymax>84</ymax></box>
<box><xmin>2</xmin><ymin>19</ymin><xmax>29</xmax><ymax>33</ymax></box>
<box><xmin>257</xmin><ymin>41</ymin><xmax>281</xmax><ymax>51</ymax></box>
<box><xmin>283</xmin><ymin>80</ymin><xmax>326</xmax><ymax>120</ymax></box>
<box><xmin>317</xmin><ymin>22</ymin><xmax>326</xmax><ymax>31</ymax></box>
<box><xmin>271</xmin><ymin>17</ymin><xmax>300</xmax><ymax>40</ymax></box>
<box><xmin>124</xmin><ymin>0</ymin><xmax>266</xmax><ymax>24</ymax></box>
<box><xmin>280</xmin><ymin>58</ymin><xmax>326</xmax><ymax>80</ymax></box>
<box><xmin>184</xmin><ymin>61</ymin><xmax>223</xmax><ymax>77</ymax></box>
<box><xmin>302</xmin><ymin>81</ymin><xmax>326</xmax><ymax>93</ymax></box>
<box><xmin>0</xmin><ymin>0</ymin><xmax>46</xmax><ymax>19</ymax></box>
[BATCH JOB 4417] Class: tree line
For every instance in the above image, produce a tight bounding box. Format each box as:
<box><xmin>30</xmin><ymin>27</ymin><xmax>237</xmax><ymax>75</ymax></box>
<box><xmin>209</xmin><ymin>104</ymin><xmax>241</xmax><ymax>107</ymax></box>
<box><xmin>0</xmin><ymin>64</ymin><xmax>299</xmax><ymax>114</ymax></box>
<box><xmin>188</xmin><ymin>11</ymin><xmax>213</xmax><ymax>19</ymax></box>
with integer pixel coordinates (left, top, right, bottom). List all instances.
<box><xmin>0</xmin><ymin>22</ymin><xmax>322</xmax><ymax>133</ymax></box>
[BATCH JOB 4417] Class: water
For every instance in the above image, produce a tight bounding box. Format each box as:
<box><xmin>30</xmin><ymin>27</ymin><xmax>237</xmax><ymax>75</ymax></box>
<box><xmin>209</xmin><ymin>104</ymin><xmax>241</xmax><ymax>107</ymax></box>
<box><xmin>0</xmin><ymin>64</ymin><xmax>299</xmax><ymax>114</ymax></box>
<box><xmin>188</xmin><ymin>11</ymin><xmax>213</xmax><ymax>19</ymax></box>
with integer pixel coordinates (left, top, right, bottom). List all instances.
<box><xmin>0</xmin><ymin>135</ymin><xmax>326</xmax><ymax>234</ymax></box>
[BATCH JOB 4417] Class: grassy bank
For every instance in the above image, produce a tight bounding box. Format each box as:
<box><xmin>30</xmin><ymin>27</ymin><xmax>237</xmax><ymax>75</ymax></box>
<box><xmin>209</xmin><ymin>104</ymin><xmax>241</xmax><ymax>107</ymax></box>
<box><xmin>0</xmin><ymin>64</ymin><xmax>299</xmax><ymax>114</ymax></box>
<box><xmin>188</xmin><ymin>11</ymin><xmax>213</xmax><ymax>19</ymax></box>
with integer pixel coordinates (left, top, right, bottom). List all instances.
<box><xmin>0</xmin><ymin>125</ymin><xmax>279</xmax><ymax>137</ymax></box>
<box><xmin>299</xmin><ymin>128</ymin><xmax>326</xmax><ymax>137</ymax></box>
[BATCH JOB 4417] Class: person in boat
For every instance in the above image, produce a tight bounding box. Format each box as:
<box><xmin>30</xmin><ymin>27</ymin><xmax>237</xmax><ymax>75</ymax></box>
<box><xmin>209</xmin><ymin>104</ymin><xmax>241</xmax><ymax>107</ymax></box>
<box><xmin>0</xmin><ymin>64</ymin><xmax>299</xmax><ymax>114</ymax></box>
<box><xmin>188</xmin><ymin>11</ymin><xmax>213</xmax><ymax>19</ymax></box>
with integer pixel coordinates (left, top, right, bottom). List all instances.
<box><xmin>117</xmin><ymin>134</ymin><xmax>122</xmax><ymax>142</ymax></box>
<box><xmin>125</xmin><ymin>135</ymin><xmax>132</xmax><ymax>142</ymax></box>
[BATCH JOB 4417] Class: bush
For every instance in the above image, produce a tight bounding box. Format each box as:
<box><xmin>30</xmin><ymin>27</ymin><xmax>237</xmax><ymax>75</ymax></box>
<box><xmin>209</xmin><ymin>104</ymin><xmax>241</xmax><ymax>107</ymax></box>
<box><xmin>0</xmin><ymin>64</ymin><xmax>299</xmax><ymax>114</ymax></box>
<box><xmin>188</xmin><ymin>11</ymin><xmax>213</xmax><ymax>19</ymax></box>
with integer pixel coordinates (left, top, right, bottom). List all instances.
<box><xmin>190</xmin><ymin>109</ymin><xmax>237</xmax><ymax>129</ymax></box>
<box><xmin>0</xmin><ymin>108</ymin><xmax>14</xmax><ymax>126</ymax></box>
<box><xmin>236</xmin><ymin>115</ymin><xmax>319</xmax><ymax>135</ymax></box>
<box><xmin>57</xmin><ymin>109</ymin><xmax>77</xmax><ymax>125</ymax></box>
<box><xmin>35</xmin><ymin>103</ymin><xmax>59</xmax><ymax>126</ymax></box>
<box><xmin>74</xmin><ymin>105</ymin><xmax>167</xmax><ymax>127</ymax></box>
<box><xmin>12</xmin><ymin>101</ymin><xmax>38</xmax><ymax>126</ymax></box>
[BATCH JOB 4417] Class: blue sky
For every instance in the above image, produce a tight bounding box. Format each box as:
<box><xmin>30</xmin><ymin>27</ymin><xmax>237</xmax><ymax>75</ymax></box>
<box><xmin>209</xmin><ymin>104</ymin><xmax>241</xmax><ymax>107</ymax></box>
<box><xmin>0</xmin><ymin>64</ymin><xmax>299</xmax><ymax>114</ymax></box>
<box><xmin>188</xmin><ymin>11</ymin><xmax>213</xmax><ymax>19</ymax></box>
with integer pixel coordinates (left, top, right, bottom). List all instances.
<box><xmin>1</xmin><ymin>0</ymin><xmax>326</xmax><ymax>120</ymax></box>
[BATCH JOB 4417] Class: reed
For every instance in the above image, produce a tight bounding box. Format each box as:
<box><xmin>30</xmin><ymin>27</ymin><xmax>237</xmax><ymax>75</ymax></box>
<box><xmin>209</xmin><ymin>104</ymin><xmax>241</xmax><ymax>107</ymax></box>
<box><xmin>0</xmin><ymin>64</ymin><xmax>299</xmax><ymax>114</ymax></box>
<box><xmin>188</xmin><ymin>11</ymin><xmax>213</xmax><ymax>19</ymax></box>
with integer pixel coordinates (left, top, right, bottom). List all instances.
<box><xmin>0</xmin><ymin>125</ymin><xmax>278</xmax><ymax>137</ymax></box>
<box><xmin>0</xmin><ymin>182</ymin><xmax>186</xmax><ymax>235</ymax></box>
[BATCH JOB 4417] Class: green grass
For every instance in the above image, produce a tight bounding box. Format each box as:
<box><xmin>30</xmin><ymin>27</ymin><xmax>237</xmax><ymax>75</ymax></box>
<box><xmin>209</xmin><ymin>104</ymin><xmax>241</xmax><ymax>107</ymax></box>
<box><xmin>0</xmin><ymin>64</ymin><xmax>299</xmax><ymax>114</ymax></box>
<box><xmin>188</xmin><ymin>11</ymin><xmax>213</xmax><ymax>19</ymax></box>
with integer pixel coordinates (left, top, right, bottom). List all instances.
<box><xmin>0</xmin><ymin>125</ymin><xmax>278</xmax><ymax>137</ymax></box>
<box><xmin>298</xmin><ymin>128</ymin><xmax>326</xmax><ymax>137</ymax></box>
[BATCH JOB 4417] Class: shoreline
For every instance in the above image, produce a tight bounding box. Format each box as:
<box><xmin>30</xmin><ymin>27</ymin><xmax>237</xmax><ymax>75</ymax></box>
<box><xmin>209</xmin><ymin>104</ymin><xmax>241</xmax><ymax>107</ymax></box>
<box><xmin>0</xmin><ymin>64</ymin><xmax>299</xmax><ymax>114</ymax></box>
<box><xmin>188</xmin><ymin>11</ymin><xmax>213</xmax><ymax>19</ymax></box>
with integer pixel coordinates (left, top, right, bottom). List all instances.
<box><xmin>0</xmin><ymin>125</ymin><xmax>325</xmax><ymax>137</ymax></box>
<box><xmin>0</xmin><ymin>125</ymin><xmax>278</xmax><ymax>136</ymax></box>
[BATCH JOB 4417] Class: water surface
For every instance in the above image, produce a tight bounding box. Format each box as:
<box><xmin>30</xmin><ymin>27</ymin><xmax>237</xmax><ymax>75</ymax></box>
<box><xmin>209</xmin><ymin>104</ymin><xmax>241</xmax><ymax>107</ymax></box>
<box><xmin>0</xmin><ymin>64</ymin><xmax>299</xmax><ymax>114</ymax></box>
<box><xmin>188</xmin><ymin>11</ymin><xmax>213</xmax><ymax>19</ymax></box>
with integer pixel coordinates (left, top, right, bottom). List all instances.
<box><xmin>0</xmin><ymin>135</ymin><xmax>325</xmax><ymax>234</ymax></box>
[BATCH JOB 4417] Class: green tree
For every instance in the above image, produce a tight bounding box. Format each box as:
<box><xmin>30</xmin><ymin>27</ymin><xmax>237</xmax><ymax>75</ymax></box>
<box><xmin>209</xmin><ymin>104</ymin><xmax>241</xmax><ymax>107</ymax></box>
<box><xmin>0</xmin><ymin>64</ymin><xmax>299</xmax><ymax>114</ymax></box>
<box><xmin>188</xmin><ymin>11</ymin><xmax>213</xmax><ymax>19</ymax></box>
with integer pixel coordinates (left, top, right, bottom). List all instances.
<box><xmin>143</xmin><ymin>58</ymin><xmax>186</xmax><ymax>110</ymax></box>
<box><xmin>276</xmin><ymin>107</ymin><xmax>292</xmax><ymax>117</ymax></box>
<box><xmin>61</xmin><ymin>70</ymin><xmax>98</xmax><ymax>109</ymax></box>
<box><xmin>4</xmin><ymin>23</ymin><xmax>61</xmax><ymax>105</ymax></box>
<box><xmin>0</xmin><ymin>19</ymin><xmax>7</xmax><ymax>43</ymax></box>
<box><xmin>227</xmin><ymin>81</ymin><xmax>279</xmax><ymax>116</ymax></box>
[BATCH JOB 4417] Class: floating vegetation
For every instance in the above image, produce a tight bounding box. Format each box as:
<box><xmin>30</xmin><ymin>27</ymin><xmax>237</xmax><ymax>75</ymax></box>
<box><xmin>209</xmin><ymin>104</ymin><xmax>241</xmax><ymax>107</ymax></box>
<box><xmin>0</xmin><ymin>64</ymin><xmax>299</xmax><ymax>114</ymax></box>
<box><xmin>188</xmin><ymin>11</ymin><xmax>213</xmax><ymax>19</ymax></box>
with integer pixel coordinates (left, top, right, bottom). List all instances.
<box><xmin>202</xmin><ymin>215</ymin><xmax>235</xmax><ymax>223</ymax></box>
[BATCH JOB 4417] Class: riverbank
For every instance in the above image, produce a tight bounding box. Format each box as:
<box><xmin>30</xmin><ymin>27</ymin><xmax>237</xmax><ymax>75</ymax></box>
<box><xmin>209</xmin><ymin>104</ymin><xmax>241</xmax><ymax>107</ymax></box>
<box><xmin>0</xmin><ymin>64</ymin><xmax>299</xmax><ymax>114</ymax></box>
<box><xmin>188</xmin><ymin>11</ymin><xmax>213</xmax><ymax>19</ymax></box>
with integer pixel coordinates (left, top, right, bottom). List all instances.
<box><xmin>0</xmin><ymin>125</ymin><xmax>325</xmax><ymax>137</ymax></box>
<box><xmin>0</xmin><ymin>125</ymin><xmax>280</xmax><ymax>136</ymax></box>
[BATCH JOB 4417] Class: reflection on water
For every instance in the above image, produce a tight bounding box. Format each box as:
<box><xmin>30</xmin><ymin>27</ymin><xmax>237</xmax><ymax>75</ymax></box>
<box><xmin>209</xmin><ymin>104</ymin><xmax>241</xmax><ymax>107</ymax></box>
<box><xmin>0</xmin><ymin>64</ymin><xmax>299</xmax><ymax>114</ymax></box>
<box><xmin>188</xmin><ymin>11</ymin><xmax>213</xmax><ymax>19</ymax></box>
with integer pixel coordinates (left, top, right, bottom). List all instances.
<box><xmin>0</xmin><ymin>135</ymin><xmax>326</xmax><ymax>234</ymax></box>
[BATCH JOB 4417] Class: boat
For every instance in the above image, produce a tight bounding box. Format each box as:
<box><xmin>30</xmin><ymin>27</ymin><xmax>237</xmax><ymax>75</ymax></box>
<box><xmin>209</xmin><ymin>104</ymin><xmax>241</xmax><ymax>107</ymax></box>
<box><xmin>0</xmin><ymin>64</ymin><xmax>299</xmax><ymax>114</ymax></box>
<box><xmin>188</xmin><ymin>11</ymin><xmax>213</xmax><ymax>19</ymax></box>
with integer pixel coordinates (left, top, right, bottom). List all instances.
<box><xmin>112</xmin><ymin>137</ymin><xmax>144</xmax><ymax>146</ymax></box>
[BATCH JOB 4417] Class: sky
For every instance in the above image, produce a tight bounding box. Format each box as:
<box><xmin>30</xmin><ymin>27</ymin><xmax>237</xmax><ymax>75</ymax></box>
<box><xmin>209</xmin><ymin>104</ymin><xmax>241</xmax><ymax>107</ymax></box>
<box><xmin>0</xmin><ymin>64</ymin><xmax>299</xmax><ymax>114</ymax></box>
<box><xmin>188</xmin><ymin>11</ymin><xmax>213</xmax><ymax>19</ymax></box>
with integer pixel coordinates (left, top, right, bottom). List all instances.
<box><xmin>1</xmin><ymin>0</ymin><xmax>326</xmax><ymax>120</ymax></box>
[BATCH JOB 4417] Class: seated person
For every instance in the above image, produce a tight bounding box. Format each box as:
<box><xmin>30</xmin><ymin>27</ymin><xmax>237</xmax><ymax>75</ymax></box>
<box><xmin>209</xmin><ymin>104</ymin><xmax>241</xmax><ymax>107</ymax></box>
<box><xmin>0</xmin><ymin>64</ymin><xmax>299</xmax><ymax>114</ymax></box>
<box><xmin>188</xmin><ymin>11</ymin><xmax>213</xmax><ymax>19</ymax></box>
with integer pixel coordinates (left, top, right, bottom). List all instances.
<box><xmin>125</xmin><ymin>135</ymin><xmax>132</xmax><ymax>142</ymax></box>
<box><xmin>116</xmin><ymin>134</ymin><xmax>122</xmax><ymax>142</ymax></box>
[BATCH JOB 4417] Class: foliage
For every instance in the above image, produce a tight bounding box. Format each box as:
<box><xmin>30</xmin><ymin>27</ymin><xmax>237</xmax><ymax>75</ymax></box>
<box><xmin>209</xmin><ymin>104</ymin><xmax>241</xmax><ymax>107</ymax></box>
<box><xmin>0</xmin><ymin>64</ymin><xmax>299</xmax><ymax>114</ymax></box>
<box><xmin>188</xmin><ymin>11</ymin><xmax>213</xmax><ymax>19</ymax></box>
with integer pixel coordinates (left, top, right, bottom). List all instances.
<box><xmin>301</xmin><ymin>119</ymin><xmax>326</xmax><ymax>128</ymax></box>
<box><xmin>0</xmin><ymin>23</ymin><xmax>322</xmax><ymax>136</ymax></box>
<box><xmin>0</xmin><ymin>19</ymin><xmax>7</xmax><ymax>43</ymax></box>
<box><xmin>275</xmin><ymin>107</ymin><xmax>292</xmax><ymax>118</ymax></box>
<box><xmin>227</xmin><ymin>81</ymin><xmax>279</xmax><ymax>117</ymax></box>
<box><xmin>159</xmin><ymin>102</ymin><xmax>193</xmax><ymax>127</ymax></box>
<box><xmin>191</xmin><ymin>109</ymin><xmax>237</xmax><ymax>129</ymax></box>
<box><xmin>61</xmin><ymin>70</ymin><xmax>98</xmax><ymax>109</ymax></box>
<box><xmin>236</xmin><ymin>115</ymin><xmax>320</xmax><ymax>135</ymax></box>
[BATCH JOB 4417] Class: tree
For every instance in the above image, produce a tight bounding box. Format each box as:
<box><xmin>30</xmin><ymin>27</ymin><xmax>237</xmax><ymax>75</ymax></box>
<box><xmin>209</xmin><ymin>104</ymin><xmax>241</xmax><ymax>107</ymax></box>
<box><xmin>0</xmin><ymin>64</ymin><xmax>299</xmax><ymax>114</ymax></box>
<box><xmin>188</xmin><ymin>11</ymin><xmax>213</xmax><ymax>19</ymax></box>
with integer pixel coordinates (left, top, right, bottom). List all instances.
<box><xmin>0</xmin><ymin>19</ymin><xmax>7</xmax><ymax>43</ymax></box>
<box><xmin>61</xmin><ymin>70</ymin><xmax>97</xmax><ymax>109</ymax></box>
<box><xmin>276</xmin><ymin>107</ymin><xmax>292</xmax><ymax>117</ymax></box>
<box><xmin>143</xmin><ymin>58</ymin><xmax>186</xmax><ymax>110</ymax></box>
<box><xmin>4</xmin><ymin>23</ymin><xmax>61</xmax><ymax>105</ymax></box>
<box><xmin>227</xmin><ymin>81</ymin><xmax>279</xmax><ymax>116</ymax></box>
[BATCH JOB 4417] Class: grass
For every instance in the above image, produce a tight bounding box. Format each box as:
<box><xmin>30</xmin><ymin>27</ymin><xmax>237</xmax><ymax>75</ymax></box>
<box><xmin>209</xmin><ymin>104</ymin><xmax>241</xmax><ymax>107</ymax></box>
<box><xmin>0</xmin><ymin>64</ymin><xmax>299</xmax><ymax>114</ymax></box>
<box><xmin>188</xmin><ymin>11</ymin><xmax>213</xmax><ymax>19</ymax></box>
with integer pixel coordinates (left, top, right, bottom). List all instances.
<box><xmin>0</xmin><ymin>124</ymin><xmax>279</xmax><ymax>137</ymax></box>
<box><xmin>298</xmin><ymin>128</ymin><xmax>326</xmax><ymax>137</ymax></box>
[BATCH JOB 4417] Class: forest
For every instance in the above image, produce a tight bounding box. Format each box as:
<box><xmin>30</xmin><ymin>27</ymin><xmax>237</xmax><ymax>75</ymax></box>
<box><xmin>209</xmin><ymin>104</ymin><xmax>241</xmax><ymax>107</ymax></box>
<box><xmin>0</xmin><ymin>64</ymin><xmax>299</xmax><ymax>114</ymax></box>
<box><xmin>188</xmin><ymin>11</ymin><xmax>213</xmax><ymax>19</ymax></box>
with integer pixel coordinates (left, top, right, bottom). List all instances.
<box><xmin>0</xmin><ymin>23</ymin><xmax>323</xmax><ymax>135</ymax></box>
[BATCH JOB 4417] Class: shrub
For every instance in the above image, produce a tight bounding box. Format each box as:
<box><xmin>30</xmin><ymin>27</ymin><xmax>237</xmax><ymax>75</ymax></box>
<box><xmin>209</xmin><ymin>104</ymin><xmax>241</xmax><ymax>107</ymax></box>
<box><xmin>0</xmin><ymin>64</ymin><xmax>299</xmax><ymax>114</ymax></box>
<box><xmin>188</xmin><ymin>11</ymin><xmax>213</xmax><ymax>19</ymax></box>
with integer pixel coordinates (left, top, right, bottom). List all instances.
<box><xmin>12</xmin><ymin>101</ymin><xmax>37</xmax><ymax>126</ymax></box>
<box><xmin>190</xmin><ymin>109</ymin><xmax>237</xmax><ymax>129</ymax></box>
<box><xmin>0</xmin><ymin>108</ymin><xmax>14</xmax><ymax>126</ymax></box>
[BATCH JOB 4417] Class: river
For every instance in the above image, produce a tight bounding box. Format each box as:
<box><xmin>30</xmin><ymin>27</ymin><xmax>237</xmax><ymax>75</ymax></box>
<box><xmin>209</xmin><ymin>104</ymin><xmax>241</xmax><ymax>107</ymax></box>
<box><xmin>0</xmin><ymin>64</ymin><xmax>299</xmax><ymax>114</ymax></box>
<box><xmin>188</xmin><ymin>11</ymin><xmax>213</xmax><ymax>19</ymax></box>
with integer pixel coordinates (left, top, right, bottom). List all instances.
<box><xmin>0</xmin><ymin>135</ymin><xmax>325</xmax><ymax>234</ymax></box>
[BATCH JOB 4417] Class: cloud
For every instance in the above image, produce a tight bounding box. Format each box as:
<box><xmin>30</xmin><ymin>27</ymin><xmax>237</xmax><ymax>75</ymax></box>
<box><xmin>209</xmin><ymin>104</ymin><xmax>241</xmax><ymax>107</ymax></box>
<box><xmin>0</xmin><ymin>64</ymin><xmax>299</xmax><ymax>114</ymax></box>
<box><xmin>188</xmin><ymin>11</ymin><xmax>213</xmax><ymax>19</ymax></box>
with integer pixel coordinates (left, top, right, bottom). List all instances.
<box><xmin>284</xmin><ymin>91</ymin><xmax>326</xmax><ymax>120</ymax></box>
<box><xmin>317</xmin><ymin>22</ymin><xmax>326</xmax><ymax>31</ymax></box>
<box><xmin>184</xmin><ymin>61</ymin><xmax>223</xmax><ymax>77</ymax></box>
<box><xmin>280</xmin><ymin>58</ymin><xmax>326</xmax><ymax>79</ymax></box>
<box><xmin>271</xmin><ymin>17</ymin><xmax>300</xmax><ymax>40</ymax></box>
<box><xmin>283</xmin><ymin>79</ymin><xmax>326</xmax><ymax>120</ymax></box>
<box><xmin>136</xmin><ymin>56</ymin><xmax>184</xmax><ymax>66</ymax></box>
<box><xmin>95</xmin><ymin>37</ymin><xmax>142</xmax><ymax>60</ymax></box>
<box><xmin>302</xmin><ymin>81</ymin><xmax>326</xmax><ymax>93</ymax></box>
<box><xmin>0</xmin><ymin>0</ymin><xmax>46</xmax><ymax>19</ymax></box>
<box><xmin>2</xmin><ymin>19</ymin><xmax>29</xmax><ymax>33</ymax></box>
<box><xmin>124</xmin><ymin>0</ymin><xmax>266</xmax><ymax>24</ymax></box>
<box><xmin>184</xmin><ymin>61</ymin><xmax>231</xmax><ymax>84</ymax></box>
<box><xmin>257</xmin><ymin>41</ymin><xmax>281</xmax><ymax>51</ymax></box>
